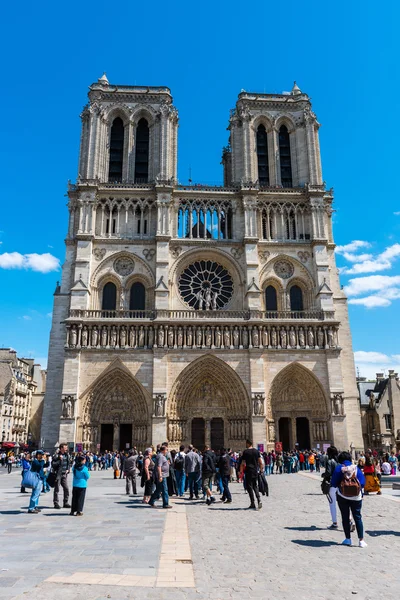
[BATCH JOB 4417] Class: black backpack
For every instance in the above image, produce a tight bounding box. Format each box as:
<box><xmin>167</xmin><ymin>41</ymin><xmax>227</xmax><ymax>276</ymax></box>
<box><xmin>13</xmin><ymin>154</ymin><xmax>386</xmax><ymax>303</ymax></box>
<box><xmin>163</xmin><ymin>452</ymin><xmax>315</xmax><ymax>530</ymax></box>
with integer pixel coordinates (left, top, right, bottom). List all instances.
<box><xmin>174</xmin><ymin>454</ymin><xmax>184</xmax><ymax>471</ymax></box>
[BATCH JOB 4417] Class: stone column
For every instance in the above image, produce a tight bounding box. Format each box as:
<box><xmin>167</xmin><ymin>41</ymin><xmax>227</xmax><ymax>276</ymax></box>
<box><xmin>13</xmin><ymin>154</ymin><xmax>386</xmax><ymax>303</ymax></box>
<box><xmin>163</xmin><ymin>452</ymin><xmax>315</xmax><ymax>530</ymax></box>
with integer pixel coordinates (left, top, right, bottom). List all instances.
<box><xmin>205</xmin><ymin>419</ymin><xmax>211</xmax><ymax>448</ymax></box>
<box><xmin>113</xmin><ymin>422</ymin><xmax>120</xmax><ymax>451</ymax></box>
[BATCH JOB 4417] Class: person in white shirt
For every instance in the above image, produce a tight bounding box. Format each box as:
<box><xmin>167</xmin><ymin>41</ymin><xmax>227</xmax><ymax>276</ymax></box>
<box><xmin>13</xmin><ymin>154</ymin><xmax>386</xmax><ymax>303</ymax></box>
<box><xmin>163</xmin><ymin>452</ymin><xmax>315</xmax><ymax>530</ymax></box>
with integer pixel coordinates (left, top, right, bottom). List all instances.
<box><xmin>381</xmin><ymin>461</ymin><xmax>391</xmax><ymax>475</ymax></box>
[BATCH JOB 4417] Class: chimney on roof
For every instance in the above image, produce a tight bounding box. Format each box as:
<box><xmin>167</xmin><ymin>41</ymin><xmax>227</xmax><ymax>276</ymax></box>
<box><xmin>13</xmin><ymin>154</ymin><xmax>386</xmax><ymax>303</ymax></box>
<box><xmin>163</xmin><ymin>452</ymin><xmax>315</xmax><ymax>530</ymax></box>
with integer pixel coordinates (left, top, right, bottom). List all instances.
<box><xmin>376</xmin><ymin>373</ymin><xmax>384</xmax><ymax>381</ymax></box>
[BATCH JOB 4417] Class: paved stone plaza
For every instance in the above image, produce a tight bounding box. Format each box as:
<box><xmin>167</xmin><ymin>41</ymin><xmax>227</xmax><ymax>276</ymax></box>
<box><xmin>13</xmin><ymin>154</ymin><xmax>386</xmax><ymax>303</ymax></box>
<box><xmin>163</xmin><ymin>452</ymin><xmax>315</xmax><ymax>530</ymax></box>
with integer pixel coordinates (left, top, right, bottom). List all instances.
<box><xmin>0</xmin><ymin>470</ymin><xmax>399</xmax><ymax>600</ymax></box>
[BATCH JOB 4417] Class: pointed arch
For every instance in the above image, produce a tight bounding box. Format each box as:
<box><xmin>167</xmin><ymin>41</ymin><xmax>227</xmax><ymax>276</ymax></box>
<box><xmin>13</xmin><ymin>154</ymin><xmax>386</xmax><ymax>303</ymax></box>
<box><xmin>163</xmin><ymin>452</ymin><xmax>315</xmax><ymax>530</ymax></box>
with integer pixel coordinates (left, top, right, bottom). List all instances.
<box><xmin>268</xmin><ymin>362</ymin><xmax>329</xmax><ymax>420</ymax></box>
<box><xmin>169</xmin><ymin>354</ymin><xmax>250</xmax><ymax>419</ymax></box>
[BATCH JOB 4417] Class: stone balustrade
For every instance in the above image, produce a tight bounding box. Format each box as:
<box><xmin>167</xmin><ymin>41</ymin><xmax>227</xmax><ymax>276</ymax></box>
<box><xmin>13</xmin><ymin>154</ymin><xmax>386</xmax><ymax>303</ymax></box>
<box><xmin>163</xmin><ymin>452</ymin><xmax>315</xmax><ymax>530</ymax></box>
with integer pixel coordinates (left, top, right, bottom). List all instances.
<box><xmin>65</xmin><ymin>322</ymin><xmax>340</xmax><ymax>351</ymax></box>
<box><xmin>68</xmin><ymin>308</ymin><xmax>334</xmax><ymax>321</ymax></box>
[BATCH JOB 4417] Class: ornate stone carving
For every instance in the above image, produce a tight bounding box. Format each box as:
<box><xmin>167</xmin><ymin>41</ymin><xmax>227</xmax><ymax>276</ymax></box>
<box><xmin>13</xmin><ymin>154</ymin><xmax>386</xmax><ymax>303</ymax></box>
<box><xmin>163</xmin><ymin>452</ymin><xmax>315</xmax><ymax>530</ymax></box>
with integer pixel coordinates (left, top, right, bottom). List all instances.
<box><xmin>61</xmin><ymin>394</ymin><xmax>75</xmax><ymax>419</ymax></box>
<box><xmin>268</xmin><ymin>421</ymin><xmax>276</xmax><ymax>442</ymax></box>
<box><xmin>114</xmin><ymin>257</ymin><xmax>134</xmax><ymax>276</ymax></box>
<box><xmin>297</xmin><ymin>251</ymin><xmax>310</xmax><ymax>264</ymax></box>
<box><xmin>93</xmin><ymin>248</ymin><xmax>106</xmax><ymax>261</ymax></box>
<box><xmin>170</xmin><ymin>246</ymin><xmax>182</xmax><ymax>258</ymax></box>
<box><xmin>178</xmin><ymin>260</ymin><xmax>233</xmax><ymax>310</ymax></box>
<box><xmin>258</xmin><ymin>250</ymin><xmax>270</xmax><ymax>263</ymax></box>
<box><xmin>274</xmin><ymin>259</ymin><xmax>294</xmax><ymax>279</ymax></box>
<box><xmin>231</xmin><ymin>247</ymin><xmax>243</xmax><ymax>259</ymax></box>
<box><xmin>143</xmin><ymin>248</ymin><xmax>156</xmax><ymax>260</ymax></box>
<box><xmin>252</xmin><ymin>393</ymin><xmax>265</xmax><ymax>416</ymax></box>
<box><xmin>153</xmin><ymin>393</ymin><xmax>166</xmax><ymax>417</ymax></box>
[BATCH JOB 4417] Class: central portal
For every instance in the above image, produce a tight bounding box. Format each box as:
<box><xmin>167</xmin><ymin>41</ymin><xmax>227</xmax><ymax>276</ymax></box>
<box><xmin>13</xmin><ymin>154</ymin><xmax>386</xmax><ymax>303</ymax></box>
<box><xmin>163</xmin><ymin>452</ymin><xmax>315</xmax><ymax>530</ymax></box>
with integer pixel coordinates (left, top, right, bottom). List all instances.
<box><xmin>211</xmin><ymin>417</ymin><xmax>224</xmax><ymax>450</ymax></box>
<box><xmin>191</xmin><ymin>418</ymin><xmax>205</xmax><ymax>449</ymax></box>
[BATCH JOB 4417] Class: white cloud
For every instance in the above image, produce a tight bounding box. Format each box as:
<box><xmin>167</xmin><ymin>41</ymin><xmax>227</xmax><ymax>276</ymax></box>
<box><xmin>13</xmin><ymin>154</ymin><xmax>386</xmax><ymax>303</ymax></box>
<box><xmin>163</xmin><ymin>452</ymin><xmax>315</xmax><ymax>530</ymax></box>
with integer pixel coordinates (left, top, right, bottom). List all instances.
<box><xmin>355</xmin><ymin>350</ymin><xmax>400</xmax><ymax>380</ymax></box>
<box><xmin>335</xmin><ymin>240</ymin><xmax>371</xmax><ymax>254</ymax></box>
<box><xmin>46</xmin><ymin>312</ymin><xmax>52</xmax><ymax>318</ymax></box>
<box><xmin>341</xmin><ymin>252</ymin><xmax>373</xmax><ymax>263</ymax></box>
<box><xmin>394</xmin><ymin>211</ymin><xmax>400</xmax><ymax>216</ymax></box>
<box><xmin>22</xmin><ymin>315</ymin><xmax>32</xmax><ymax>321</ymax></box>
<box><xmin>348</xmin><ymin>296</ymin><xmax>391</xmax><ymax>308</ymax></box>
<box><xmin>340</xmin><ymin>243</ymin><xmax>400</xmax><ymax>275</ymax></box>
<box><xmin>345</xmin><ymin>275</ymin><xmax>400</xmax><ymax>297</ymax></box>
<box><xmin>0</xmin><ymin>252</ymin><xmax>60</xmax><ymax>273</ymax></box>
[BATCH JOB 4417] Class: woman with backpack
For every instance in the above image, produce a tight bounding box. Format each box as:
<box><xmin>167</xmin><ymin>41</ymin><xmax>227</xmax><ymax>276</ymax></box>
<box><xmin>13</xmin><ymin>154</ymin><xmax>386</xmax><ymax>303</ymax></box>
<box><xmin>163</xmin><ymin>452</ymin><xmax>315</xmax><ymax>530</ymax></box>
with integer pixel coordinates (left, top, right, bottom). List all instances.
<box><xmin>174</xmin><ymin>445</ymin><xmax>186</xmax><ymax>497</ymax></box>
<box><xmin>331</xmin><ymin>451</ymin><xmax>367</xmax><ymax>548</ymax></box>
<box><xmin>321</xmin><ymin>446</ymin><xmax>339</xmax><ymax>529</ymax></box>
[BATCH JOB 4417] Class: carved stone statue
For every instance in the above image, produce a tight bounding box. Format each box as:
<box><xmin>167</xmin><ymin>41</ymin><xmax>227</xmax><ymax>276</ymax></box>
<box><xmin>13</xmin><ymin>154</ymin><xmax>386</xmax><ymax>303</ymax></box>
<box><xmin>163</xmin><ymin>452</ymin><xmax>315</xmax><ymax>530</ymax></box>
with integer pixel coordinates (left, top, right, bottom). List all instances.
<box><xmin>308</xmin><ymin>327</ymin><xmax>314</xmax><ymax>347</ymax></box>
<box><xmin>271</xmin><ymin>327</ymin><xmax>277</xmax><ymax>347</ymax></box>
<box><xmin>196</xmin><ymin>289</ymin><xmax>205</xmax><ymax>310</ymax></box>
<box><xmin>129</xmin><ymin>326</ymin><xmax>136</xmax><ymax>347</ymax></box>
<box><xmin>205</xmin><ymin>288</ymin><xmax>212</xmax><ymax>310</ymax></box>
<box><xmin>205</xmin><ymin>327</ymin><xmax>212</xmax><ymax>347</ymax></box>
<box><xmin>212</xmin><ymin>291</ymin><xmax>218</xmax><ymax>310</ymax></box>
<box><xmin>187</xmin><ymin>326</ymin><xmax>193</xmax><ymax>347</ymax></box>
<box><xmin>327</xmin><ymin>328</ymin><xmax>334</xmax><ymax>348</ymax></box>
<box><xmin>110</xmin><ymin>326</ymin><xmax>117</xmax><ymax>347</ymax></box>
<box><xmin>333</xmin><ymin>393</ymin><xmax>344</xmax><ymax>416</ymax></box>
<box><xmin>168</xmin><ymin>326</ymin><xmax>174</xmax><ymax>347</ymax></box>
<box><xmin>139</xmin><ymin>326</ymin><xmax>145</xmax><ymax>347</ymax></box>
<box><xmin>215</xmin><ymin>327</ymin><xmax>221</xmax><ymax>348</ymax></box>
<box><xmin>253</xmin><ymin>394</ymin><xmax>264</xmax><ymax>416</ymax></box>
<box><xmin>233</xmin><ymin>327</ymin><xmax>239</xmax><ymax>347</ymax></box>
<box><xmin>70</xmin><ymin>326</ymin><xmax>77</xmax><ymax>347</ymax></box>
<box><xmin>81</xmin><ymin>326</ymin><xmax>88</xmax><ymax>347</ymax></box>
<box><xmin>252</xmin><ymin>327</ymin><xmax>259</xmax><ymax>347</ymax></box>
<box><xmin>317</xmin><ymin>328</ymin><xmax>324</xmax><ymax>348</ymax></box>
<box><xmin>62</xmin><ymin>395</ymin><xmax>74</xmax><ymax>419</ymax></box>
<box><xmin>298</xmin><ymin>327</ymin><xmax>305</xmax><ymax>347</ymax></box>
<box><xmin>268</xmin><ymin>422</ymin><xmax>276</xmax><ymax>442</ymax></box>
<box><xmin>119</xmin><ymin>289</ymin><xmax>125</xmax><ymax>311</ymax></box>
<box><xmin>262</xmin><ymin>327</ymin><xmax>269</xmax><ymax>347</ymax></box>
<box><xmin>177</xmin><ymin>327</ymin><xmax>183</xmax><ymax>347</ymax></box>
<box><xmin>148</xmin><ymin>327</ymin><xmax>154</xmax><ymax>348</ymax></box>
<box><xmin>196</xmin><ymin>327</ymin><xmax>203</xmax><ymax>347</ymax></box>
<box><xmin>154</xmin><ymin>394</ymin><xmax>165</xmax><ymax>417</ymax></box>
<box><xmin>158</xmin><ymin>326</ymin><xmax>165</xmax><ymax>347</ymax></box>
<box><xmin>289</xmin><ymin>326</ymin><xmax>296</xmax><ymax>348</ymax></box>
<box><xmin>119</xmin><ymin>326</ymin><xmax>126</xmax><ymax>347</ymax></box>
<box><xmin>242</xmin><ymin>327</ymin><xmax>249</xmax><ymax>348</ymax></box>
<box><xmin>91</xmin><ymin>326</ymin><xmax>99</xmax><ymax>347</ymax></box>
<box><xmin>224</xmin><ymin>327</ymin><xmax>231</xmax><ymax>348</ymax></box>
<box><xmin>280</xmin><ymin>327</ymin><xmax>287</xmax><ymax>348</ymax></box>
<box><xmin>101</xmin><ymin>326</ymin><xmax>107</xmax><ymax>346</ymax></box>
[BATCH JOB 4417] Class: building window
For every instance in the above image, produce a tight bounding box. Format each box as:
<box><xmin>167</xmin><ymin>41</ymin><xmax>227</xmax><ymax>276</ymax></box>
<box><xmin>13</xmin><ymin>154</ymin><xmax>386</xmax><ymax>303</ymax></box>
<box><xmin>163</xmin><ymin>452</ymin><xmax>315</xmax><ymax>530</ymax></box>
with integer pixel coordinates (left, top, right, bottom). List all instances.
<box><xmin>129</xmin><ymin>282</ymin><xmax>146</xmax><ymax>311</ymax></box>
<box><xmin>108</xmin><ymin>117</ymin><xmax>124</xmax><ymax>182</ymax></box>
<box><xmin>265</xmin><ymin>285</ymin><xmax>278</xmax><ymax>311</ymax></box>
<box><xmin>279</xmin><ymin>125</ymin><xmax>292</xmax><ymax>187</ymax></box>
<box><xmin>102</xmin><ymin>282</ymin><xmax>117</xmax><ymax>310</ymax></box>
<box><xmin>257</xmin><ymin>124</ymin><xmax>269</xmax><ymax>186</ymax></box>
<box><xmin>289</xmin><ymin>285</ymin><xmax>303</xmax><ymax>311</ymax></box>
<box><xmin>135</xmin><ymin>118</ymin><xmax>149</xmax><ymax>183</ymax></box>
<box><xmin>384</xmin><ymin>414</ymin><xmax>392</xmax><ymax>430</ymax></box>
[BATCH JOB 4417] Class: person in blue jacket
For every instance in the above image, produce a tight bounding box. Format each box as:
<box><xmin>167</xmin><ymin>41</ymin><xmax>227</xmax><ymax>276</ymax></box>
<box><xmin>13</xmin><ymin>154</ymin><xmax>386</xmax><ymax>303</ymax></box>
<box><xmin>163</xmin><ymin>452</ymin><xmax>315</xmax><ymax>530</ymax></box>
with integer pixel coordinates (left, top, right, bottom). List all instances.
<box><xmin>70</xmin><ymin>455</ymin><xmax>90</xmax><ymax>516</ymax></box>
<box><xmin>21</xmin><ymin>452</ymin><xmax>31</xmax><ymax>493</ymax></box>
<box><xmin>331</xmin><ymin>451</ymin><xmax>367</xmax><ymax>548</ymax></box>
<box><xmin>28</xmin><ymin>450</ymin><xmax>47</xmax><ymax>513</ymax></box>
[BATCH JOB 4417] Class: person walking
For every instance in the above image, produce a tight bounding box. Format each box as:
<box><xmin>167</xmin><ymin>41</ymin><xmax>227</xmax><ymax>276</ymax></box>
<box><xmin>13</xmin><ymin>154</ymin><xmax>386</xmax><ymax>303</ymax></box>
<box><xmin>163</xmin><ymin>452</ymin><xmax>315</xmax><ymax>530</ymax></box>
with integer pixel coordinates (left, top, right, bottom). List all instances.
<box><xmin>218</xmin><ymin>448</ymin><xmax>232</xmax><ymax>503</ymax></box>
<box><xmin>27</xmin><ymin>450</ymin><xmax>46</xmax><ymax>514</ymax></box>
<box><xmin>331</xmin><ymin>451</ymin><xmax>367</xmax><ymax>548</ymax></box>
<box><xmin>174</xmin><ymin>445</ymin><xmax>186</xmax><ymax>497</ymax></box>
<box><xmin>202</xmin><ymin>445</ymin><xmax>217</xmax><ymax>505</ymax></box>
<box><xmin>7</xmin><ymin>452</ymin><xmax>14</xmax><ymax>474</ymax></box>
<box><xmin>70</xmin><ymin>455</ymin><xmax>90</xmax><ymax>516</ymax></box>
<box><xmin>112</xmin><ymin>453</ymin><xmax>120</xmax><ymax>479</ymax></box>
<box><xmin>124</xmin><ymin>449</ymin><xmax>138</xmax><ymax>496</ymax></box>
<box><xmin>240</xmin><ymin>440</ymin><xmax>263</xmax><ymax>510</ymax></box>
<box><xmin>21</xmin><ymin>452</ymin><xmax>31</xmax><ymax>493</ymax></box>
<box><xmin>52</xmin><ymin>443</ymin><xmax>71</xmax><ymax>510</ymax></box>
<box><xmin>149</xmin><ymin>445</ymin><xmax>171</xmax><ymax>509</ymax></box>
<box><xmin>119</xmin><ymin>452</ymin><xmax>126</xmax><ymax>479</ymax></box>
<box><xmin>185</xmin><ymin>445</ymin><xmax>200</xmax><ymax>500</ymax></box>
<box><xmin>322</xmin><ymin>445</ymin><xmax>339</xmax><ymax>530</ymax></box>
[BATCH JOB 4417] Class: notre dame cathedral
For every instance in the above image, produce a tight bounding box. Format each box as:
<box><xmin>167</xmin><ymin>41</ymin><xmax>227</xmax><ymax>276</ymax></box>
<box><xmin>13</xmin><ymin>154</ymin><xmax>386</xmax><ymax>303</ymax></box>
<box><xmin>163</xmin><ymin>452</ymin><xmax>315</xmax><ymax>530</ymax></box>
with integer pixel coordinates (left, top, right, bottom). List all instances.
<box><xmin>40</xmin><ymin>74</ymin><xmax>364</xmax><ymax>453</ymax></box>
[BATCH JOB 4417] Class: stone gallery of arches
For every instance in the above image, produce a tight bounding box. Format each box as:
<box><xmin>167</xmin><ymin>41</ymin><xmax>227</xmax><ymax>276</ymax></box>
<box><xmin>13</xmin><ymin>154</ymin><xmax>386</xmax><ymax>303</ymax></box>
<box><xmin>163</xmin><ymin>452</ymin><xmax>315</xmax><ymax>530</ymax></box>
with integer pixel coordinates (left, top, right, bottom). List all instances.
<box><xmin>41</xmin><ymin>76</ymin><xmax>363</xmax><ymax>453</ymax></box>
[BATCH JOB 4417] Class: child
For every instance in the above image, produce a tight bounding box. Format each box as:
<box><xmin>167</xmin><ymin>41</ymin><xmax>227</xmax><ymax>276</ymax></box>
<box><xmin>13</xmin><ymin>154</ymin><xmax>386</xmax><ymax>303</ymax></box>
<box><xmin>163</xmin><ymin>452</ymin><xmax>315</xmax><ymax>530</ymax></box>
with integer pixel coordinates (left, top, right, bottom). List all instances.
<box><xmin>70</xmin><ymin>455</ymin><xmax>90</xmax><ymax>516</ymax></box>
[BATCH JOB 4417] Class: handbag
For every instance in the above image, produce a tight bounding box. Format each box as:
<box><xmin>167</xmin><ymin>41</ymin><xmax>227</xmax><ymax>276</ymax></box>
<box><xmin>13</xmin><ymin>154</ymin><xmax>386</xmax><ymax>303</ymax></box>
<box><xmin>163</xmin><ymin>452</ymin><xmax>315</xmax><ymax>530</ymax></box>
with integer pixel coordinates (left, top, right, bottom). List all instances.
<box><xmin>47</xmin><ymin>471</ymin><xmax>56</xmax><ymax>488</ymax></box>
<box><xmin>321</xmin><ymin>478</ymin><xmax>331</xmax><ymax>495</ymax></box>
<box><xmin>21</xmin><ymin>470</ymin><xmax>40</xmax><ymax>489</ymax></box>
<box><xmin>115</xmin><ymin>469</ymin><xmax>120</xmax><ymax>478</ymax></box>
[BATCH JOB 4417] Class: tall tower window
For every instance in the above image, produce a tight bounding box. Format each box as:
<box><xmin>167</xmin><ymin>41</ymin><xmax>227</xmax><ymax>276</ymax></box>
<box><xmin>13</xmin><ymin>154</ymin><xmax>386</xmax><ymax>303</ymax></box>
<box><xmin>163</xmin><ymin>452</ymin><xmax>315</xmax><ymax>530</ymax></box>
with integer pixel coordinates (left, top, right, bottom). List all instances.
<box><xmin>102</xmin><ymin>282</ymin><xmax>117</xmax><ymax>310</ymax></box>
<box><xmin>257</xmin><ymin>124</ymin><xmax>269</xmax><ymax>186</ymax></box>
<box><xmin>289</xmin><ymin>285</ymin><xmax>303</xmax><ymax>311</ymax></box>
<box><xmin>108</xmin><ymin>118</ymin><xmax>124</xmax><ymax>182</ymax></box>
<box><xmin>265</xmin><ymin>285</ymin><xmax>278</xmax><ymax>311</ymax></box>
<box><xmin>129</xmin><ymin>282</ymin><xmax>146</xmax><ymax>310</ymax></box>
<box><xmin>279</xmin><ymin>125</ymin><xmax>292</xmax><ymax>187</ymax></box>
<box><xmin>135</xmin><ymin>118</ymin><xmax>149</xmax><ymax>183</ymax></box>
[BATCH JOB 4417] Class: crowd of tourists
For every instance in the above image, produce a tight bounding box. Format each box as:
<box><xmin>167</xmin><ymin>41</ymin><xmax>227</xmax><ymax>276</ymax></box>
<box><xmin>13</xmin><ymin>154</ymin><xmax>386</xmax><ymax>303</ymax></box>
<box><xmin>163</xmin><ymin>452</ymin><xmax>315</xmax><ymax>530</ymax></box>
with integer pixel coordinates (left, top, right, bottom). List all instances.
<box><xmin>9</xmin><ymin>441</ymin><xmax>400</xmax><ymax>548</ymax></box>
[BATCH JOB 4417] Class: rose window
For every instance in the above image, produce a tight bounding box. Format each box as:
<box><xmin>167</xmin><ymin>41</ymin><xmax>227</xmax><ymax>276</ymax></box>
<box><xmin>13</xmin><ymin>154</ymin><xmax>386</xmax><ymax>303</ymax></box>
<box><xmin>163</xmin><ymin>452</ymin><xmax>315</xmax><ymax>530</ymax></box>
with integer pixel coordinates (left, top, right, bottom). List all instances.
<box><xmin>178</xmin><ymin>260</ymin><xmax>234</xmax><ymax>310</ymax></box>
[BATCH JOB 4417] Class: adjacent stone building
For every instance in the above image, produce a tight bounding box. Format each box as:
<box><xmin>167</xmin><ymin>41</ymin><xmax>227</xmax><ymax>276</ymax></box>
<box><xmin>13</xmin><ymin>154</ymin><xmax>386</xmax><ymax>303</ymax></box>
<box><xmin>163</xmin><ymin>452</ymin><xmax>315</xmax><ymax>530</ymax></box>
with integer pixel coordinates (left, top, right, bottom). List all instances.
<box><xmin>0</xmin><ymin>349</ymin><xmax>46</xmax><ymax>447</ymax></box>
<box><xmin>41</xmin><ymin>75</ymin><xmax>364</xmax><ymax>453</ymax></box>
<box><xmin>358</xmin><ymin>371</ymin><xmax>400</xmax><ymax>452</ymax></box>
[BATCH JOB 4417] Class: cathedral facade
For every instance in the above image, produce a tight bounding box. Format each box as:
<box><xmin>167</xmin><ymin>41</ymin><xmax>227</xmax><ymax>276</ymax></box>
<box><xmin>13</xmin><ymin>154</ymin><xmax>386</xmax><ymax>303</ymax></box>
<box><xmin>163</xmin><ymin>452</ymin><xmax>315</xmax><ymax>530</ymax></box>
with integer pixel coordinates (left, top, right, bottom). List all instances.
<box><xmin>41</xmin><ymin>75</ymin><xmax>364</xmax><ymax>453</ymax></box>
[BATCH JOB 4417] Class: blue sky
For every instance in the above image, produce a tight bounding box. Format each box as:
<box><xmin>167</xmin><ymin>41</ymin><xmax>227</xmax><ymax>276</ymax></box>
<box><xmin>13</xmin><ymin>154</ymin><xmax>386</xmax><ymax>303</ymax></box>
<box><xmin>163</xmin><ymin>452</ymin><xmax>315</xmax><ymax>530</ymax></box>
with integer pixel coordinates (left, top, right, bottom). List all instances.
<box><xmin>0</xmin><ymin>0</ymin><xmax>398</xmax><ymax>378</ymax></box>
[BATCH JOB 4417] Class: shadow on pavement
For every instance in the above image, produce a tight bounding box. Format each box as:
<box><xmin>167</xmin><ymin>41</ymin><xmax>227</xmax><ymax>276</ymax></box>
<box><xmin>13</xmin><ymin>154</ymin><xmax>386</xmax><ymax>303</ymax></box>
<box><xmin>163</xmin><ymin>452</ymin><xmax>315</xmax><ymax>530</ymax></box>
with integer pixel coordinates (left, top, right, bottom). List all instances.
<box><xmin>285</xmin><ymin>526</ymin><xmax>325</xmax><ymax>531</ymax></box>
<box><xmin>366</xmin><ymin>530</ymin><xmax>400</xmax><ymax>537</ymax></box>
<box><xmin>291</xmin><ymin>539</ymin><xmax>338</xmax><ymax>547</ymax></box>
<box><xmin>0</xmin><ymin>510</ymin><xmax>25</xmax><ymax>515</ymax></box>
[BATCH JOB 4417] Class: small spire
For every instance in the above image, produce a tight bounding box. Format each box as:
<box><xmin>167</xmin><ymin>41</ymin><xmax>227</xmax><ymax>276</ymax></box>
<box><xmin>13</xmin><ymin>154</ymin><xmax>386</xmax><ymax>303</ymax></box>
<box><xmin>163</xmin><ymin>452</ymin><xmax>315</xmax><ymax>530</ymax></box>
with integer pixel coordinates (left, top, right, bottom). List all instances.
<box><xmin>98</xmin><ymin>72</ymin><xmax>109</xmax><ymax>85</ymax></box>
<box><xmin>291</xmin><ymin>81</ymin><xmax>301</xmax><ymax>95</ymax></box>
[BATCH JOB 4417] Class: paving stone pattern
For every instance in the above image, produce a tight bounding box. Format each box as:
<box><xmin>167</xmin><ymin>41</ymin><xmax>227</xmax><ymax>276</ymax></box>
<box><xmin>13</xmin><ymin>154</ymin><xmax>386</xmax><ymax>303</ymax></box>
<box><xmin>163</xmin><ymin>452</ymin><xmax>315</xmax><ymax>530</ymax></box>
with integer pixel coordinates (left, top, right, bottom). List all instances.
<box><xmin>0</xmin><ymin>469</ymin><xmax>399</xmax><ymax>600</ymax></box>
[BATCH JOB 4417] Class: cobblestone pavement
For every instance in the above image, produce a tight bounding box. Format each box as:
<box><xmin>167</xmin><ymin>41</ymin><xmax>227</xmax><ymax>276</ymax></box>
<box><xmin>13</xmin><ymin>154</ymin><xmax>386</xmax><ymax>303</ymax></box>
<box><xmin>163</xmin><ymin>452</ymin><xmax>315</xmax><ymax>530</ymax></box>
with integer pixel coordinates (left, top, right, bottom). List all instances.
<box><xmin>0</xmin><ymin>469</ymin><xmax>399</xmax><ymax>600</ymax></box>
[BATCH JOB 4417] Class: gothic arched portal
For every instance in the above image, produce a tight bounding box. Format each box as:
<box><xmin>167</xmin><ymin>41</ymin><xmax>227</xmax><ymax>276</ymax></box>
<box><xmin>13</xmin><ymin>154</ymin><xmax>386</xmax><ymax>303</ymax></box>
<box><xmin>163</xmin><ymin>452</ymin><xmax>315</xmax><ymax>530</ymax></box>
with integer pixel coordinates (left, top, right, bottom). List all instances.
<box><xmin>79</xmin><ymin>364</ymin><xmax>149</xmax><ymax>451</ymax></box>
<box><xmin>267</xmin><ymin>363</ymin><xmax>331</xmax><ymax>451</ymax></box>
<box><xmin>168</xmin><ymin>355</ymin><xmax>251</xmax><ymax>450</ymax></box>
